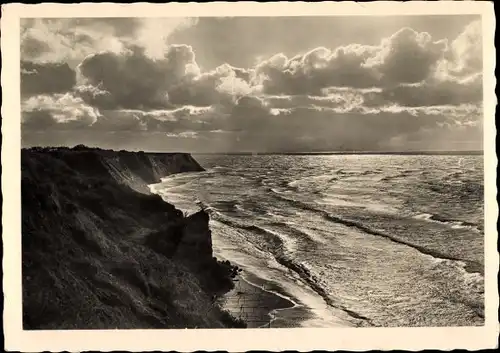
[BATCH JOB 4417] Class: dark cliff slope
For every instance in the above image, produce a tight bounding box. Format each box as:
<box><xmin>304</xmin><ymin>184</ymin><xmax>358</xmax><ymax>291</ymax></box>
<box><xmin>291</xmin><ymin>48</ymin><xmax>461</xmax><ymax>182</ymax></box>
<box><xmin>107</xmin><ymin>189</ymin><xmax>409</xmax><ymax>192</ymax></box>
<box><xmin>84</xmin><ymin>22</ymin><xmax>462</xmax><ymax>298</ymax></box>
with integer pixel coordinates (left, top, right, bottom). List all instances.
<box><xmin>22</xmin><ymin>146</ymin><xmax>244</xmax><ymax>329</ymax></box>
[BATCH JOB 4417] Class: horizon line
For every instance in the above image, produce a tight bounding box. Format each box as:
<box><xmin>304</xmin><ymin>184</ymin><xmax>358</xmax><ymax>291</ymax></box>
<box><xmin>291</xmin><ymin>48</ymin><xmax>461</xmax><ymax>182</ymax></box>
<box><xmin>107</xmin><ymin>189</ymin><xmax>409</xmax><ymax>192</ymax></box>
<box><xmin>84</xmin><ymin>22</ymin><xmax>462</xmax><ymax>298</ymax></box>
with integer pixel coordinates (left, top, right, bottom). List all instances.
<box><xmin>193</xmin><ymin>150</ymin><xmax>484</xmax><ymax>156</ymax></box>
<box><xmin>22</xmin><ymin>146</ymin><xmax>484</xmax><ymax>156</ymax></box>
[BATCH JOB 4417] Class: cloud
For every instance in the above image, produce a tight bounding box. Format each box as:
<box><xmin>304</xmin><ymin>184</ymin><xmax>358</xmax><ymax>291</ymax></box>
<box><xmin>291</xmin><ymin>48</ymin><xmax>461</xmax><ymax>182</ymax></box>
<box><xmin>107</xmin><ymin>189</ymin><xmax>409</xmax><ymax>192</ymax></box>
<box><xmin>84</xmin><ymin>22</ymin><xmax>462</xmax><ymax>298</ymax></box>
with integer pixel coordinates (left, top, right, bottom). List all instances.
<box><xmin>20</xmin><ymin>18</ymin><xmax>194</xmax><ymax>67</ymax></box>
<box><xmin>252</xmin><ymin>47</ymin><xmax>379</xmax><ymax>95</ymax></box>
<box><xmin>133</xmin><ymin>18</ymin><xmax>198</xmax><ymax>59</ymax></box>
<box><xmin>364</xmin><ymin>72</ymin><xmax>482</xmax><ymax>107</ymax></box>
<box><xmin>262</xmin><ymin>89</ymin><xmax>367</xmax><ymax>112</ymax></box>
<box><xmin>217</xmin><ymin>72</ymin><xmax>254</xmax><ymax>97</ymax></box>
<box><xmin>364</xmin><ymin>27</ymin><xmax>448</xmax><ymax>85</ymax></box>
<box><xmin>21</xmin><ymin>61</ymin><xmax>76</xmax><ymax>97</ymax></box>
<box><xmin>21</xmin><ymin>18</ymin><xmax>483</xmax><ymax>152</ymax></box>
<box><xmin>165</xmin><ymin>131</ymin><xmax>199</xmax><ymax>139</ymax></box>
<box><xmin>77</xmin><ymin>106</ymin><xmax>221</xmax><ymax>134</ymax></box>
<box><xmin>77</xmin><ymin>48</ymin><xmax>168</xmax><ymax>109</ymax></box>
<box><xmin>167</xmin><ymin>64</ymin><xmax>254</xmax><ymax>106</ymax></box>
<box><xmin>166</xmin><ymin>16</ymin><xmax>479</xmax><ymax>71</ymax></box>
<box><xmin>22</xmin><ymin>93</ymin><xmax>100</xmax><ymax>130</ymax></box>
<box><xmin>20</xmin><ymin>19</ymin><xmax>129</xmax><ymax>66</ymax></box>
<box><xmin>446</xmin><ymin>20</ymin><xmax>482</xmax><ymax>77</ymax></box>
<box><xmin>90</xmin><ymin>110</ymin><xmax>148</xmax><ymax>132</ymax></box>
<box><xmin>73</xmin><ymin>45</ymin><xmax>258</xmax><ymax>114</ymax></box>
<box><xmin>252</xmin><ymin>27</ymin><xmax>449</xmax><ymax>95</ymax></box>
<box><xmin>228</xmin><ymin>96</ymin><xmax>271</xmax><ymax>130</ymax></box>
<box><xmin>73</xmin><ymin>84</ymin><xmax>116</xmax><ymax>110</ymax></box>
<box><xmin>77</xmin><ymin>45</ymin><xmax>201</xmax><ymax>109</ymax></box>
<box><xmin>251</xmin><ymin>20</ymin><xmax>482</xmax><ymax>104</ymax></box>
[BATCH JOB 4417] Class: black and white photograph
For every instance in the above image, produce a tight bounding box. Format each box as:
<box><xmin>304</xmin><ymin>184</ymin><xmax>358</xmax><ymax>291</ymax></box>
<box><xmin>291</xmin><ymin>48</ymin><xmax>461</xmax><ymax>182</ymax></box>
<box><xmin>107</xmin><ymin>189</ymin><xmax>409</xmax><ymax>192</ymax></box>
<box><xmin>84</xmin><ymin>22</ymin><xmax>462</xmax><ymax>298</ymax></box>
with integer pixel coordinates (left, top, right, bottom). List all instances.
<box><xmin>2</xmin><ymin>2</ymin><xmax>497</xmax><ymax>352</ymax></box>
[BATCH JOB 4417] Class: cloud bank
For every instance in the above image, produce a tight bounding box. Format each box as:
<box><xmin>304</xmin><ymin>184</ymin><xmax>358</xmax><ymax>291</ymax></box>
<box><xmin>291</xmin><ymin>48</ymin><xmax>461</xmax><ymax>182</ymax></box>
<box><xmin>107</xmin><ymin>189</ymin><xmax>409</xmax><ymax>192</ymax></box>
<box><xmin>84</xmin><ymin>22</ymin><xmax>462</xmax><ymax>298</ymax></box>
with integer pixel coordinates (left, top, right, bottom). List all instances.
<box><xmin>21</xmin><ymin>17</ymin><xmax>483</xmax><ymax>152</ymax></box>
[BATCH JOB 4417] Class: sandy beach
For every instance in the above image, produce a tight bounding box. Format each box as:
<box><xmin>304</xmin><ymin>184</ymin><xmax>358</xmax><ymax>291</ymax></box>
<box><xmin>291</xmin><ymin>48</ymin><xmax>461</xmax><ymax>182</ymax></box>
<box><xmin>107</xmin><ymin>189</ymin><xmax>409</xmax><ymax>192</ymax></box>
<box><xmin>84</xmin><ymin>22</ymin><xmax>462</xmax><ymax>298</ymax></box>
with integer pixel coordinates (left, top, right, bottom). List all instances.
<box><xmin>220</xmin><ymin>277</ymin><xmax>297</xmax><ymax>328</ymax></box>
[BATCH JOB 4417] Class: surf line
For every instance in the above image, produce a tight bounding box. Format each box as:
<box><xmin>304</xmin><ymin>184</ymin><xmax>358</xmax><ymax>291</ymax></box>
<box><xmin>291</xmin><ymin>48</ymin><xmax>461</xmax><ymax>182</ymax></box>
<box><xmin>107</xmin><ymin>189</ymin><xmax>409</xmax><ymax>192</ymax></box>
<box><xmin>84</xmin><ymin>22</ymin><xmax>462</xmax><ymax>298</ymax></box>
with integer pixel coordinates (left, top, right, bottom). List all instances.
<box><xmin>213</xmin><ymin>216</ymin><xmax>374</xmax><ymax>326</ymax></box>
<box><xmin>270</xmin><ymin>250</ymin><xmax>375</xmax><ymax>327</ymax></box>
<box><xmin>272</xmin><ymin>192</ymin><xmax>482</xmax><ymax>276</ymax></box>
<box><xmin>323</xmin><ymin>213</ymin><xmax>483</xmax><ymax>277</ymax></box>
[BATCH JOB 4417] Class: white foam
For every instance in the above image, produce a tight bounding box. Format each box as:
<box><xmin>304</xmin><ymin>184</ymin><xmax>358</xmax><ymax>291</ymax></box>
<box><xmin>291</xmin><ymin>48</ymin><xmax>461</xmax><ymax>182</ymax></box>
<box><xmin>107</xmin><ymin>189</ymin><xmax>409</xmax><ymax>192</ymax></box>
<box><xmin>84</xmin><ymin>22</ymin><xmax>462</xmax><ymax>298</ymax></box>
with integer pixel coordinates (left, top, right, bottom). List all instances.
<box><xmin>413</xmin><ymin>213</ymin><xmax>482</xmax><ymax>233</ymax></box>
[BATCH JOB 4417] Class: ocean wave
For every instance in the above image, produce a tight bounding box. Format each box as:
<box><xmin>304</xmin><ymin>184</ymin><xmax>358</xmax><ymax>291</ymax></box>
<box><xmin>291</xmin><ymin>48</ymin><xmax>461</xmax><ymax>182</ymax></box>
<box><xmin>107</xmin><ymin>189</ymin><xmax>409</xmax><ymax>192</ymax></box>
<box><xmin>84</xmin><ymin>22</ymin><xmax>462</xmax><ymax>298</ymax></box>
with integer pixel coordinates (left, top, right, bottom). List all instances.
<box><xmin>269</xmin><ymin>193</ymin><xmax>483</xmax><ymax>274</ymax></box>
<box><xmin>210</xmin><ymin>199</ymin><xmax>243</xmax><ymax>214</ymax></box>
<box><xmin>210</xmin><ymin>214</ymin><xmax>372</xmax><ymax>325</ymax></box>
<box><xmin>159</xmin><ymin>170</ymin><xmax>207</xmax><ymax>183</ymax></box>
<box><xmin>336</xmin><ymin>169</ymin><xmax>382</xmax><ymax>176</ymax></box>
<box><xmin>270</xmin><ymin>187</ymin><xmax>290</xmax><ymax>196</ymax></box>
<box><xmin>379</xmin><ymin>171</ymin><xmax>419</xmax><ymax>182</ymax></box>
<box><xmin>210</xmin><ymin>166</ymin><xmax>232</xmax><ymax>172</ymax></box>
<box><xmin>429</xmin><ymin>258</ymin><xmax>484</xmax><ymax>288</ymax></box>
<box><xmin>413</xmin><ymin>213</ymin><xmax>482</xmax><ymax>233</ymax></box>
<box><xmin>175</xmin><ymin>154</ymin><xmax>484</xmax><ymax>326</ymax></box>
<box><xmin>212</xmin><ymin>198</ymin><xmax>483</xmax><ymax>326</ymax></box>
<box><xmin>265</xmin><ymin>221</ymin><xmax>327</xmax><ymax>246</ymax></box>
<box><xmin>425</xmin><ymin>258</ymin><xmax>484</xmax><ymax>318</ymax></box>
<box><xmin>215</xmin><ymin>217</ymin><xmax>295</xmax><ymax>253</ymax></box>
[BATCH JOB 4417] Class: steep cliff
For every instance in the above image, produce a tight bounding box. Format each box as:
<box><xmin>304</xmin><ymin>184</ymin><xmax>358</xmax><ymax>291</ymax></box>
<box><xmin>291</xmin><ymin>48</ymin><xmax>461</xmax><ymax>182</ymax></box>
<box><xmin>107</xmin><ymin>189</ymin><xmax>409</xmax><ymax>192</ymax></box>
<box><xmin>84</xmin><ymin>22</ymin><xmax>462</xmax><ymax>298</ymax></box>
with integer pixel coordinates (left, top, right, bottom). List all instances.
<box><xmin>22</xmin><ymin>146</ymin><xmax>244</xmax><ymax>329</ymax></box>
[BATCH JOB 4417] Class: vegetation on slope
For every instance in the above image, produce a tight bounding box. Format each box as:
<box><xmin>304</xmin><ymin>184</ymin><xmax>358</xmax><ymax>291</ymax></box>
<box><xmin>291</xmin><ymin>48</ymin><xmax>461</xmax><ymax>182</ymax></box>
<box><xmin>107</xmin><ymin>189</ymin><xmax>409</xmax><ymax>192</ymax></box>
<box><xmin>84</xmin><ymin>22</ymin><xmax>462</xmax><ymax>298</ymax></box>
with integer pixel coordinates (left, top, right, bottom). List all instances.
<box><xmin>22</xmin><ymin>146</ymin><xmax>245</xmax><ymax>329</ymax></box>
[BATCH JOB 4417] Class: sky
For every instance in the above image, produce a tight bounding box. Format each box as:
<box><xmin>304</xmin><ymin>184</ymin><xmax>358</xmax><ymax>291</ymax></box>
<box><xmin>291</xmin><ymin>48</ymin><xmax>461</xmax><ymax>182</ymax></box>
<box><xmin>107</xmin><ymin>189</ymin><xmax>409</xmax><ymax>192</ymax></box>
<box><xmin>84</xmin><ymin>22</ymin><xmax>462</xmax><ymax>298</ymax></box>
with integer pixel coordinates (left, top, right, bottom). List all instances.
<box><xmin>20</xmin><ymin>16</ymin><xmax>483</xmax><ymax>152</ymax></box>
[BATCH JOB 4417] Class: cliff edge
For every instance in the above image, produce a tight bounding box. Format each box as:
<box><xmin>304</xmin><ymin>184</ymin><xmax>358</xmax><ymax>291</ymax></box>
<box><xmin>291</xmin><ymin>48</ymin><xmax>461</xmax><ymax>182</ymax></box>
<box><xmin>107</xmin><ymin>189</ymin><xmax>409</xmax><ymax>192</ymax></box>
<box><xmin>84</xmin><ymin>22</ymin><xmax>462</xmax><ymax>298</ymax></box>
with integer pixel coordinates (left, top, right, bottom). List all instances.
<box><xmin>22</xmin><ymin>146</ymin><xmax>244</xmax><ymax>329</ymax></box>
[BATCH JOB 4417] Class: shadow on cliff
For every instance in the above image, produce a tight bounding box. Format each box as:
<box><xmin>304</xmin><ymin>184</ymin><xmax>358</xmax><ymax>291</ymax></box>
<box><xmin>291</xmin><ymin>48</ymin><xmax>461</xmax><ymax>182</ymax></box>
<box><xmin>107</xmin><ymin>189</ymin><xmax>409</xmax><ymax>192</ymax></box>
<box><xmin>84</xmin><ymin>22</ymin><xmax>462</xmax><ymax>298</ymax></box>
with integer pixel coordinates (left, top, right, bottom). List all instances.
<box><xmin>22</xmin><ymin>145</ymin><xmax>246</xmax><ymax>329</ymax></box>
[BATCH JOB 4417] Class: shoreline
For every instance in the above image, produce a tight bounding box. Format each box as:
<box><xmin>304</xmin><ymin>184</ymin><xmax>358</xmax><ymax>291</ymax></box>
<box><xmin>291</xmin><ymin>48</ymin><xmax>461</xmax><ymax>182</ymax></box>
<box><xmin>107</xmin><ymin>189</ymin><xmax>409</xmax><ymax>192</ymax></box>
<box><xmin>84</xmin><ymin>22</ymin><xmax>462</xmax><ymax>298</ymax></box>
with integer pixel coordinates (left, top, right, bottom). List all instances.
<box><xmin>170</xmin><ymin>209</ymin><xmax>314</xmax><ymax>329</ymax></box>
<box><xmin>220</xmin><ymin>276</ymin><xmax>298</xmax><ymax>328</ymax></box>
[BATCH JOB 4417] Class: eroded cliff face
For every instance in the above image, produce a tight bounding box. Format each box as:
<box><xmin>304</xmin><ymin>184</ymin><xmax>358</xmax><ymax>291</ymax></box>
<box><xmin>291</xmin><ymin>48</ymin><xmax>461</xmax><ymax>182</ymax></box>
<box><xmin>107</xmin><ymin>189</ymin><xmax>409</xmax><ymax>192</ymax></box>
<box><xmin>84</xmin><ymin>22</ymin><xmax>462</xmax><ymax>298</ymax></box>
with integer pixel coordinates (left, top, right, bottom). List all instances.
<box><xmin>102</xmin><ymin>151</ymin><xmax>204</xmax><ymax>194</ymax></box>
<box><xmin>28</xmin><ymin>146</ymin><xmax>204</xmax><ymax>194</ymax></box>
<box><xmin>22</xmin><ymin>146</ymin><xmax>243</xmax><ymax>329</ymax></box>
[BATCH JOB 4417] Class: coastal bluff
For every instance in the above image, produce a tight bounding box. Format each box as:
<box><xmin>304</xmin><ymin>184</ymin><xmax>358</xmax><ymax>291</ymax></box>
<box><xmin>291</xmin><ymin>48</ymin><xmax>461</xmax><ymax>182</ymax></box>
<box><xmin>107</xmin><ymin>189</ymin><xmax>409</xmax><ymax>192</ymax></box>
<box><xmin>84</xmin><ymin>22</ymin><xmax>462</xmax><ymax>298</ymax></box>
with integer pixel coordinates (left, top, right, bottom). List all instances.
<box><xmin>22</xmin><ymin>146</ymin><xmax>245</xmax><ymax>329</ymax></box>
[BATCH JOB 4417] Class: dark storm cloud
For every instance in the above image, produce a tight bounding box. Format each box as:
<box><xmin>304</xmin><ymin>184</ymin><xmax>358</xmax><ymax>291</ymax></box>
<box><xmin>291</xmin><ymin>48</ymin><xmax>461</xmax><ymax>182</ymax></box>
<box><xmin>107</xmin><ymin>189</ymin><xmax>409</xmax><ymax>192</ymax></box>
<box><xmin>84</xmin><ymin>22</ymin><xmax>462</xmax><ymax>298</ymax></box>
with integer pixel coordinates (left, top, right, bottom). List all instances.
<box><xmin>75</xmin><ymin>44</ymin><xmax>253</xmax><ymax>111</ymax></box>
<box><xmin>22</xmin><ymin>109</ymin><xmax>96</xmax><ymax>131</ymax></box>
<box><xmin>76</xmin><ymin>45</ymin><xmax>200</xmax><ymax>109</ymax></box>
<box><xmin>364</xmin><ymin>27</ymin><xmax>448</xmax><ymax>85</ymax></box>
<box><xmin>21</xmin><ymin>61</ymin><xmax>77</xmax><ymax>97</ymax></box>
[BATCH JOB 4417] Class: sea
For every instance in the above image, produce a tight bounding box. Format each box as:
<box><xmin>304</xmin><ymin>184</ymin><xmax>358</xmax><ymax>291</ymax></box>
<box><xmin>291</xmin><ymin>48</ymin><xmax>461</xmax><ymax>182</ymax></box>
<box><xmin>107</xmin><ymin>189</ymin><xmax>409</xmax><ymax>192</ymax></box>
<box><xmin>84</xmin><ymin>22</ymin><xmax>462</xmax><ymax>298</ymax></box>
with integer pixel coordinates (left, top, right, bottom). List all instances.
<box><xmin>151</xmin><ymin>154</ymin><xmax>485</xmax><ymax>327</ymax></box>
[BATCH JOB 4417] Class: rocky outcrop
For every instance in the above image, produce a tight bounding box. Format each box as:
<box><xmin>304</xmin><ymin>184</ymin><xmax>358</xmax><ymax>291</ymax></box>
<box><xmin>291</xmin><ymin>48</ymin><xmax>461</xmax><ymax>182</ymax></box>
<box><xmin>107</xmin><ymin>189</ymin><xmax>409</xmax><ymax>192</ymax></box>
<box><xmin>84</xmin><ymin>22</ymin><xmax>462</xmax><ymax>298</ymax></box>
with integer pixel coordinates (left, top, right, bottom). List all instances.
<box><xmin>177</xmin><ymin>210</ymin><xmax>213</xmax><ymax>259</ymax></box>
<box><xmin>22</xmin><ymin>146</ymin><xmax>244</xmax><ymax>329</ymax></box>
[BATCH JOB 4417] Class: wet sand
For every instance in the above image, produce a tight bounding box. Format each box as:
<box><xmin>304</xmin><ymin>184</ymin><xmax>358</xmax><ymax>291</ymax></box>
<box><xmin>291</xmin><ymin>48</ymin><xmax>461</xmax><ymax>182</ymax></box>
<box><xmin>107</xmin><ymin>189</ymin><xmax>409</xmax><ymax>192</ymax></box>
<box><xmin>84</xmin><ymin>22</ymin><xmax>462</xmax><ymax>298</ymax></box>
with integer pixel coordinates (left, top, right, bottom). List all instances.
<box><xmin>221</xmin><ymin>277</ymin><xmax>297</xmax><ymax>328</ymax></box>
